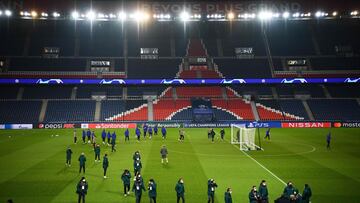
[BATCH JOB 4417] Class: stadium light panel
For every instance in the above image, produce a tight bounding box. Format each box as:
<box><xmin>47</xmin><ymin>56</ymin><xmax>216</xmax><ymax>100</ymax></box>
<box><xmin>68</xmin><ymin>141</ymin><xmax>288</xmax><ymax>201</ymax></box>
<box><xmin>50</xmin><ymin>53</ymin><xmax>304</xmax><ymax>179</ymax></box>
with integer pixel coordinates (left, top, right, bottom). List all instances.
<box><xmin>71</xmin><ymin>11</ymin><xmax>79</xmax><ymax>19</ymax></box>
<box><xmin>5</xmin><ymin>10</ymin><xmax>12</xmax><ymax>17</ymax></box>
<box><xmin>131</xmin><ymin>11</ymin><xmax>149</xmax><ymax>22</ymax></box>
<box><xmin>332</xmin><ymin>11</ymin><xmax>338</xmax><ymax>16</ymax></box>
<box><xmin>109</xmin><ymin>13</ymin><xmax>116</xmax><ymax>19</ymax></box>
<box><xmin>0</xmin><ymin>10</ymin><xmax>2</xmax><ymax>16</ymax></box>
<box><xmin>292</xmin><ymin>12</ymin><xmax>300</xmax><ymax>18</ymax></box>
<box><xmin>180</xmin><ymin>11</ymin><xmax>190</xmax><ymax>21</ymax></box>
<box><xmin>258</xmin><ymin>11</ymin><xmax>273</xmax><ymax>20</ymax></box>
<box><xmin>351</xmin><ymin>11</ymin><xmax>358</xmax><ymax>16</ymax></box>
<box><xmin>282</xmin><ymin>12</ymin><xmax>290</xmax><ymax>18</ymax></box>
<box><xmin>118</xmin><ymin>12</ymin><xmax>126</xmax><ymax>21</ymax></box>
<box><xmin>53</xmin><ymin>12</ymin><xmax>60</xmax><ymax>18</ymax></box>
<box><xmin>41</xmin><ymin>12</ymin><xmax>48</xmax><ymax>17</ymax></box>
<box><xmin>86</xmin><ymin>10</ymin><xmax>96</xmax><ymax>21</ymax></box>
<box><xmin>227</xmin><ymin>12</ymin><xmax>235</xmax><ymax>20</ymax></box>
<box><xmin>31</xmin><ymin>11</ymin><xmax>38</xmax><ymax>18</ymax></box>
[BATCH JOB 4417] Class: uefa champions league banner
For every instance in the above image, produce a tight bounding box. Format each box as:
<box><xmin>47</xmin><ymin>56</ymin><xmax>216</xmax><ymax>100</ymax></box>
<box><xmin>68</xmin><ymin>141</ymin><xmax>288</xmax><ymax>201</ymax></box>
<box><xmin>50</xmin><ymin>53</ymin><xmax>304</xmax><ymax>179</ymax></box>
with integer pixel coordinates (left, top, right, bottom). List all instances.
<box><xmin>0</xmin><ymin>78</ymin><xmax>359</xmax><ymax>85</ymax></box>
<box><xmin>184</xmin><ymin>121</ymin><xmax>282</xmax><ymax>128</ymax></box>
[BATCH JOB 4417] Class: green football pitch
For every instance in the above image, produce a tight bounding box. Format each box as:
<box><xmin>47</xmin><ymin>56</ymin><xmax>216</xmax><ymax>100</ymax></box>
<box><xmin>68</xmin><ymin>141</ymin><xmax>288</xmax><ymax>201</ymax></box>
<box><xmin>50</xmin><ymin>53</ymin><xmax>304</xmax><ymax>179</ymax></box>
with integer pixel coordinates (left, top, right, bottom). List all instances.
<box><xmin>0</xmin><ymin>128</ymin><xmax>360</xmax><ymax>203</ymax></box>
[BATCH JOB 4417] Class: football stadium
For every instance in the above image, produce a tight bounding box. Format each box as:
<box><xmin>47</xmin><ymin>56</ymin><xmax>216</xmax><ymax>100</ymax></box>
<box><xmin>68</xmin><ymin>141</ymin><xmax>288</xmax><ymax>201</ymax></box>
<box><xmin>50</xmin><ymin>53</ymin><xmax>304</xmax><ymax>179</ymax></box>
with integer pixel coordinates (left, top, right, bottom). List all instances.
<box><xmin>0</xmin><ymin>0</ymin><xmax>360</xmax><ymax>202</ymax></box>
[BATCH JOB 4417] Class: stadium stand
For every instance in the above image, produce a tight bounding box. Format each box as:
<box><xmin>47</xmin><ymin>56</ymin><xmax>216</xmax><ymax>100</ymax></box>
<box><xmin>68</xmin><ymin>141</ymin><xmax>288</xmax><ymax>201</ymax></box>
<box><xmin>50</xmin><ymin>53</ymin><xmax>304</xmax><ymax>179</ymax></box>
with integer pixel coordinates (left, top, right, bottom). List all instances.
<box><xmin>127</xmin><ymin>59</ymin><xmax>181</xmax><ymax>78</ymax></box>
<box><xmin>22</xmin><ymin>86</ymin><xmax>73</xmax><ymax>99</ymax></box>
<box><xmin>0</xmin><ymin>101</ymin><xmax>42</xmax><ymax>123</ymax></box>
<box><xmin>307</xmin><ymin>99</ymin><xmax>360</xmax><ymax>121</ymax></box>
<box><xmin>214</xmin><ymin>58</ymin><xmax>272</xmax><ymax>78</ymax></box>
<box><xmin>44</xmin><ymin>100</ymin><xmax>96</xmax><ymax>122</ymax></box>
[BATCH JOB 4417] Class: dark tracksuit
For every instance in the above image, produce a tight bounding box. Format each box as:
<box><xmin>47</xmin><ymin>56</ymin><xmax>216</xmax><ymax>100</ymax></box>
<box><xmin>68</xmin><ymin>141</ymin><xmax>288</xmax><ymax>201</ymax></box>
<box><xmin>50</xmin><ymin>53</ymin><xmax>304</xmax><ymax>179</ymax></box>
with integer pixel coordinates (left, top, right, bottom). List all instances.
<box><xmin>132</xmin><ymin>180</ymin><xmax>146</xmax><ymax>203</ymax></box>
<box><xmin>78</xmin><ymin>154</ymin><xmax>86</xmax><ymax>173</ymax></box>
<box><xmin>125</xmin><ymin>129</ymin><xmax>130</xmax><ymax>141</ymax></box>
<box><xmin>86</xmin><ymin>130</ymin><xmax>91</xmax><ymax>142</ymax></box>
<box><xmin>265</xmin><ymin>129</ymin><xmax>270</xmax><ymax>140</ymax></box>
<box><xmin>66</xmin><ymin>148</ymin><xmax>72</xmax><ymax>165</ymax></box>
<box><xmin>161</xmin><ymin>127</ymin><xmax>167</xmax><ymax>139</ymax></box>
<box><xmin>220</xmin><ymin>129</ymin><xmax>225</xmax><ymax>140</ymax></box>
<box><xmin>111</xmin><ymin>138</ymin><xmax>116</xmax><ymax>152</ymax></box>
<box><xmin>224</xmin><ymin>191</ymin><xmax>232</xmax><ymax>203</ymax></box>
<box><xmin>259</xmin><ymin>184</ymin><xmax>269</xmax><ymax>203</ymax></box>
<box><xmin>134</xmin><ymin>161</ymin><xmax>142</xmax><ymax>174</ymax></box>
<box><xmin>210</xmin><ymin>130</ymin><xmax>215</xmax><ymax>142</ymax></box>
<box><xmin>121</xmin><ymin>171</ymin><xmax>131</xmax><ymax>194</ymax></box>
<box><xmin>154</xmin><ymin>126</ymin><xmax>158</xmax><ymax>135</ymax></box>
<box><xmin>302</xmin><ymin>186</ymin><xmax>312</xmax><ymax>203</ymax></box>
<box><xmin>107</xmin><ymin>132</ymin><xmax>111</xmax><ymax>144</ymax></box>
<box><xmin>94</xmin><ymin>146</ymin><xmax>100</xmax><ymax>161</ymax></box>
<box><xmin>136</xmin><ymin>128</ymin><xmax>141</xmax><ymax>141</ymax></box>
<box><xmin>148</xmin><ymin>127</ymin><xmax>153</xmax><ymax>138</ymax></box>
<box><xmin>82</xmin><ymin>130</ymin><xmax>86</xmax><ymax>143</ymax></box>
<box><xmin>283</xmin><ymin>185</ymin><xmax>295</xmax><ymax>199</ymax></box>
<box><xmin>148</xmin><ymin>181</ymin><xmax>157</xmax><ymax>203</ymax></box>
<box><xmin>101</xmin><ymin>130</ymin><xmax>106</xmax><ymax>143</ymax></box>
<box><xmin>175</xmin><ymin>182</ymin><xmax>185</xmax><ymax>203</ymax></box>
<box><xmin>133</xmin><ymin>153</ymin><xmax>141</xmax><ymax>162</ymax></box>
<box><xmin>327</xmin><ymin>133</ymin><xmax>331</xmax><ymax>149</ymax></box>
<box><xmin>249</xmin><ymin>190</ymin><xmax>259</xmax><ymax>203</ymax></box>
<box><xmin>143</xmin><ymin>125</ymin><xmax>148</xmax><ymax>138</ymax></box>
<box><xmin>207</xmin><ymin>181</ymin><xmax>218</xmax><ymax>203</ymax></box>
<box><xmin>102</xmin><ymin>156</ymin><xmax>109</xmax><ymax>176</ymax></box>
<box><xmin>74</xmin><ymin>131</ymin><xmax>77</xmax><ymax>144</ymax></box>
<box><xmin>76</xmin><ymin>180</ymin><xmax>88</xmax><ymax>203</ymax></box>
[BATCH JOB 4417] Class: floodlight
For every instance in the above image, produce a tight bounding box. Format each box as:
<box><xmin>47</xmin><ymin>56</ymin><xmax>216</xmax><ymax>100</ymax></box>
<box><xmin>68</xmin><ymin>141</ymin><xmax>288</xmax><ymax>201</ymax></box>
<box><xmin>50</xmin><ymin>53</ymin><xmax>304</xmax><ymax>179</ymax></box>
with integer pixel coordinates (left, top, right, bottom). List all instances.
<box><xmin>31</xmin><ymin>11</ymin><xmax>38</xmax><ymax>18</ymax></box>
<box><xmin>41</xmin><ymin>12</ymin><xmax>48</xmax><ymax>17</ymax></box>
<box><xmin>282</xmin><ymin>12</ymin><xmax>290</xmax><ymax>18</ymax></box>
<box><xmin>258</xmin><ymin>11</ymin><xmax>273</xmax><ymax>20</ymax></box>
<box><xmin>332</xmin><ymin>11</ymin><xmax>337</xmax><ymax>16</ymax></box>
<box><xmin>0</xmin><ymin>11</ymin><xmax>2</xmax><ymax>16</ymax></box>
<box><xmin>180</xmin><ymin>11</ymin><xmax>190</xmax><ymax>21</ymax></box>
<box><xmin>71</xmin><ymin>11</ymin><xmax>79</xmax><ymax>19</ymax></box>
<box><xmin>53</xmin><ymin>12</ymin><xmax>60</xmax><ymax>18</ymax></box>
<box><xmin>5</xmin><ymin>10</ymin><xmax>12</xmax><ymax>16</ymax></box>
<box><xmin>86</xmin><ymin>10</ymin><xmax>96</xmax><ymax>20</ymax></box>
<box><xmin>118</xmin><ymin>12</ymin><xmax>126</xmax><ymax>21</ymax></box>
<box><xmin>228</xmin><ymin>12</ymin><xmax>235</xmax><ymax>20</ymax></box>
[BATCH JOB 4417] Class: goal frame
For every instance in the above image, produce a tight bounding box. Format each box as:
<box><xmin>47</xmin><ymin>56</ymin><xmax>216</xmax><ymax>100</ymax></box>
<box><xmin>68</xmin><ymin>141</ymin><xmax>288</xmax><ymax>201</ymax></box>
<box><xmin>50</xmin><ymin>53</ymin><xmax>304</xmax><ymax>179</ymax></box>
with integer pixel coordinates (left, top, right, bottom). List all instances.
<box><xmin>231</xmin><ymin>124</ymin><xmax>263</xmax><ymax>151</ymax></box>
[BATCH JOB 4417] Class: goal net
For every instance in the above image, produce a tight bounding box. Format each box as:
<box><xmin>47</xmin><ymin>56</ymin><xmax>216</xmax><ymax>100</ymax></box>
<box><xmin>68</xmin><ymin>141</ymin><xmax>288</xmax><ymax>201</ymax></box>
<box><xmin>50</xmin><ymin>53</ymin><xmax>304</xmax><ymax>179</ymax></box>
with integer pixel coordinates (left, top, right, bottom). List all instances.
<box><xmin>231</xmin><ymin>124</ymin><xmax>261</xmax><ymax>151</ymax></box>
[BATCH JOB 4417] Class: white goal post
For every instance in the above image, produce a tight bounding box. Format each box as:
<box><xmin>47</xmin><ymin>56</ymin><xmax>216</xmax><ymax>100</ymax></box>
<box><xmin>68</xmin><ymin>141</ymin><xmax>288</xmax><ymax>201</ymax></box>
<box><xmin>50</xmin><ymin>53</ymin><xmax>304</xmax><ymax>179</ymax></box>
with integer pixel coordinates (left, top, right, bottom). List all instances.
<box><xmin>231</xmin><ymin>124</ymin><xmax>262</xmax><ymax>151</ymax></box>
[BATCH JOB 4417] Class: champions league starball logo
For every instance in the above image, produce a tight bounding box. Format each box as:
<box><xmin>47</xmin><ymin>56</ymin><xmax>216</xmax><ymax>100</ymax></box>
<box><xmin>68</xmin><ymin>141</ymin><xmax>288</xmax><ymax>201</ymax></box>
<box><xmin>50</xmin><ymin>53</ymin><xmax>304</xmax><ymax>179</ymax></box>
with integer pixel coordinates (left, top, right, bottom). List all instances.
<box><xmin>344</xmin><ymin>78</ymin><xmax>360</xmax><ymax>83</ymax></box>
<box><xmin>281</xmin><ymin>78</ymin><xmax>308</xmax><ymax>84</ymax></box>
<box><xmin>36</xmin><ymin>79</ymin><xmax>64</xmax><ymax>84</ymax></box>
<box><xmin>99</xmin><ymin>79</ymin><xmax>126</xmax><ymax>84</ymax></box>
<box><xmin>160</xmin><ymin>79</ymin><xmax>186</xmax><ymax>84</ymax></box>
<box><xmin>220</xmin><ymin>79</ymin><xmax>246</xmax><ymax>84</ymax></box>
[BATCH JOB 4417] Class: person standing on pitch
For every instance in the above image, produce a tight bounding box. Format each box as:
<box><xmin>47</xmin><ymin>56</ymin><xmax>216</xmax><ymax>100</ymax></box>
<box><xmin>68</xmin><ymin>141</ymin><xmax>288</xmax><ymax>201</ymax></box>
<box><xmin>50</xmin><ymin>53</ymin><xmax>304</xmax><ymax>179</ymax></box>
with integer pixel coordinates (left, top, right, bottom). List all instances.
<box><xmin>102</xmin><ymin>154</ymin><xmax>109</xmax><ymax>178</ymax></box>
<box><xmin>111</xmin><ymin>136</ymin><xmax>116</xmax><ymax>152</ymax></box>
<box><xmin>82</xmin><ymin>130</ymin><xmax>86</xmax><ymax>144</ymax></box>
<box><xmin>74</xmin><ymin>130</ymin><xmax>77</xmax><ymax>144</ymax></box>
<box><xmin>210</xmin><ymin>129</ymin><xmax>216</xmax><ymax>143</ymax></box>
<box><xmin>86</xmin><ymin>129</ymin><xmax>91</xmax><ymax>143</ymax></box>
<box><xmin>134</xmin><ymin>159</ymin><xmax>142</xmax><ymax>174</ymax></box>
<box><xmin>179</xmin><ymin>129</ymin><xmax>185</xmax><ymax>142</ymax></box>
<box><xmin>133</xmin><ymin>151</ymin><xmax>141</xmax><ymax>162</ymax></box>
<box><xmin>136</xmin><ymin>127</ymin><xmax>141</xmax><ymax>141</ymax></box>
<box><xmin>249</xmin><ymin>186</ymin><xmax>260</xmax><ymax>203</ymax></box>
<box><xmin>121</xmin><ymin>169</ymin><xmax>131</xmax><ymax>196</ymax></box>
<box><xmin>66</xmin><ymin>146</ymin><xmax>73</xmax><ymax>167</ymax></box>
<box><xmin>160</xmin><ymin>145</ymin><xmax>168</xmax><ymax>164</ymax></box>
<box><xmin>101</xmin><ymin>129</ymin><xmax>106</xmax><ymax>144</ymax></box>
<box><xmin>148</xmin><ymin>126</ymin><xmax>153</xmax><ymax>139</ymax></box>
<box><xmin>124</xmin><ymin>128</ymin><xmax>130</xmax><ymax>142</ymax></box>
<box><xmin>302</xmin><ymin>184</ymin><xmax>312</xmax><ymax>203</ymax></box>
<box><xmin>107</xmin><ymin>131</ymin><xmax>111</xmax><ymax>145</ymax></box>
<box><xmin>143</xmin><ymin>124</ymin><xmax>148</xmax><ymax>139</ymax></box>
<box><xmin>91</xmin><ymin>131</ymin><xmax>96</xmax><ymax>144</ymax></box>
<box><xmin>94</xmin><ymin>144</ymin><xmax>101</xmax><ymax>162</ymax></box>
<box><xmin>133</xmin><ymin>176</ymin><xmax>146</xmax><ymax>203</ymax></box>
<box><xmin>224</xmin><ymin>188</ymin><xmax>232</xmax><ymax>203</ymax></box>
<box><xmin>220</xmin><ymin>128</ymin><xmax>225</xmax><ymax>141</ymax></box>
<box><xmin>148</xmin><ymin>178</ymin><xmax>157</xmax><ymax>203</ymax></box>
<box><xmin>207</xmin><ymin>179</ymin><xmax>218</xmax><ymax>203</ymax></box>
<box><xmin>259</xmin><ymin>180</ymin><xmax>269</xmax><ymax>203</ymax></box>
<box><xmin>326</xmin><ymin>131</ymin><xmax>331</xmax><ymax>150</ymax></box>
<box><xmin>161</xmin><ymin>126</ymin><xmax>167</xmax><ymax>139</ymax></box>
<box><xmin>175</xmin><ymin>178</ymin><xmax>185</xmax><ymax>203</ymax></box>
<box><xmin>76</xmin><ymin>177</ymin><xmax>88</xmax><ymax>203</ymax></box>
<box><xmin>78</xmin><ymin>152</ymin><xmax>86</xmax><ymax>173</ymax></box>
<box><xmin>283</xmin><ymin>182</ymin><xmax>295</xmax><ymax>199</ymax></box>
<box><xmin>154</xmin><ymin>125</ymin><xmax>158</xmax><ymax>136</ymax></box>
<box><xmin>264</xmin><ymin>128</ymin><xmax>271</xmax><ymax>140</ymax></box>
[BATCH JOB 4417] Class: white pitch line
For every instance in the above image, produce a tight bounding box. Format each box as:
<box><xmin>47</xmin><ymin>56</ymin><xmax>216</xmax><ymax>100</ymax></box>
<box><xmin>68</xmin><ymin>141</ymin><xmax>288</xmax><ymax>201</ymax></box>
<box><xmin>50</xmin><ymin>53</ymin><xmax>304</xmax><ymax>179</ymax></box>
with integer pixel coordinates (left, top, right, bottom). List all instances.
<box><xmin>214</xmin><ymin>130</ymin><xmax>287</xmax><ymax>186</ymax></box>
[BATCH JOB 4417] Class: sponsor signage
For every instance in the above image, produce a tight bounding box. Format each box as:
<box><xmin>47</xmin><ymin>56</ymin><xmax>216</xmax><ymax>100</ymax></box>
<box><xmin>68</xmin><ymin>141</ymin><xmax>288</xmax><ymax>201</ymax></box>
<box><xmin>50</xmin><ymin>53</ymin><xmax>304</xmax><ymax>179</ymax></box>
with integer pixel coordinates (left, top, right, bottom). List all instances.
<box><xmin>281</xmin><ymin>122</ymin><xmax>331</xmax><ymax>128</ymax></box>
<box><xmin>82</xmin><ymin>123</ymin><xmax>137</xmax><ymax>129</ymax></box>
<box><xmin>246</xmin><ymin>121</ymin><xmax>281</xmax><ymax>128</ymax></box>
<box><xmin>0</xmin><ymin>124</ymin><xmax>5</xmax><ymax>129</ymax></box>
<box><xmin>0</xmin><ymin>78</ymin><xmax>359</xmax><ymax>85</ymax></box>
<box><xmin>38</xmin><ymin>123</ymin><xmax>76</xmax><ymax>129</ymax></box>
<box><xmin>91</xmin><ymin>60</ymin><xmax>110</xmax><ymax>67</ymax></box>
<box><xmin>333</xmin><ymin>122</ymin><xmax>360</xmax><ymax>128</ymax></box>
<box><xmin>4</xmin><ymin>124</ymin><xmax>33</xmax><ymax>129</ymax></box>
